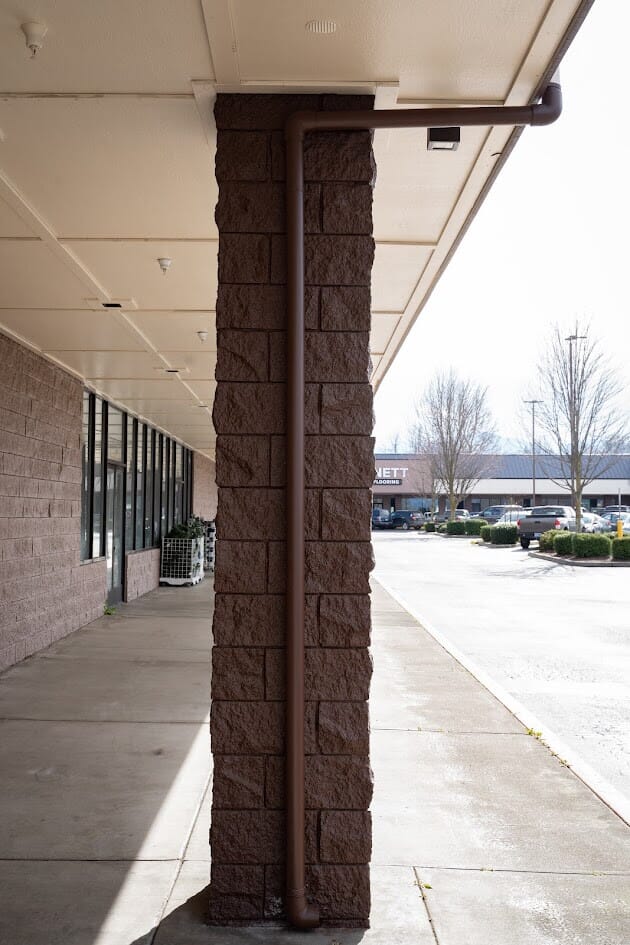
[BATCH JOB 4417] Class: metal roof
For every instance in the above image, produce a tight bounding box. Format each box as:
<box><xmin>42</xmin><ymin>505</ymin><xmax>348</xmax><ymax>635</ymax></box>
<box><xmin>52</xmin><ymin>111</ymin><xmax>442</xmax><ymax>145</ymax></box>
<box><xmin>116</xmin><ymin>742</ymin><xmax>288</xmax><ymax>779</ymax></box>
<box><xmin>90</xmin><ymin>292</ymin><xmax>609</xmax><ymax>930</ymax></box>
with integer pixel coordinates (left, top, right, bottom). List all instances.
<box><xmin>375</xmin><ymin>453</ymin><xmax>630</xmax><ymax>479</ymax></box>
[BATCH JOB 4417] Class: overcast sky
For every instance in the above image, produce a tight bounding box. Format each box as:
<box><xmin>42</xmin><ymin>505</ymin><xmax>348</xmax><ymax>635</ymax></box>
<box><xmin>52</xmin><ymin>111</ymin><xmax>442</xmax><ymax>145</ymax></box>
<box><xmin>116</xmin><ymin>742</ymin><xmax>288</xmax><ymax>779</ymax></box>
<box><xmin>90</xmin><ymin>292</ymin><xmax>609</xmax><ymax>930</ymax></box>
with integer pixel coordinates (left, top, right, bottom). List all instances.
<box><xmin>373</xmin><ymin>0</ymin><xmax>630</xmax><ymax>453</ymax></box>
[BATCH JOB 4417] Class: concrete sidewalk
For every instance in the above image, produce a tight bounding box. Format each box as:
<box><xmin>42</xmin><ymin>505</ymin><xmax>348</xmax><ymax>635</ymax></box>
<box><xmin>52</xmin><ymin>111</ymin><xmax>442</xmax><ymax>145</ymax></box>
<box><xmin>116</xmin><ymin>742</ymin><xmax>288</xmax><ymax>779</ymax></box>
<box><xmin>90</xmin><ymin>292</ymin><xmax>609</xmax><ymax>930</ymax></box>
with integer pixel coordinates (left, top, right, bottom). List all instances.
<box><xmin>0</xmin><ymin>577</ymin><xmax>628</xmax><ymax>943</ymax></box>
<box><xmin>0</xmin><ymin>580</ymin><xmax>214</xmax><ymax>945</ymax></box>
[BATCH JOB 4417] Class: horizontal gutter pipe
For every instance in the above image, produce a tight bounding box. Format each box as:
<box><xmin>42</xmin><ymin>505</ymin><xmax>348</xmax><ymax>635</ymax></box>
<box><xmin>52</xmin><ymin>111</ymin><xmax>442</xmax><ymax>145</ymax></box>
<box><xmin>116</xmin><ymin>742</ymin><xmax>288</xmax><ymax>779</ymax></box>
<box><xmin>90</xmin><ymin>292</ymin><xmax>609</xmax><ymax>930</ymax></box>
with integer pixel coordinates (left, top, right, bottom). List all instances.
<box><xmin>284</xmin><ymin>75</ymin><xmax>561</xmax><ymax>931</ymax></box>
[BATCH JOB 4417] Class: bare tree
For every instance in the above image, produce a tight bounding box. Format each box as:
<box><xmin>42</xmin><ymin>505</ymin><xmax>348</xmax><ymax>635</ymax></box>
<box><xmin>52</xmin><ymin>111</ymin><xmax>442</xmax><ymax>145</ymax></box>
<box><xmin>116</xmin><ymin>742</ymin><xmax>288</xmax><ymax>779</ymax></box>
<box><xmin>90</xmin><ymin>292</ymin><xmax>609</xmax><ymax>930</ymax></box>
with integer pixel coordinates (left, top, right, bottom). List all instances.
<box><xmin>411</xmin><ymin>371</ymin><xmax>497</xmax><ymax>520</ymax></box>
<box><xmin>534</xmin><ymin>322</ymin><xmax>629</xmax><ymax>532</ymax></box>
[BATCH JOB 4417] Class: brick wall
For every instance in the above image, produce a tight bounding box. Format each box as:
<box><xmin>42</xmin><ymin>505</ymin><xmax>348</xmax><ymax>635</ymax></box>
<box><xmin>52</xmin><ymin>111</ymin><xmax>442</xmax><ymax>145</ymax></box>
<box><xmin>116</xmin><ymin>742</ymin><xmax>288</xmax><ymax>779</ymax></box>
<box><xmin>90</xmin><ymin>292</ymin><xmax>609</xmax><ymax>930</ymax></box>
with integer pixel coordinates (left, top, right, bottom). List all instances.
<box><xmin>192</xmin><ymin>452</ymin><xmax>217</xmax><ymax>520</ymax></box>
<box><xmin>210</xmin><ymin>94</ymin><xmax>375</xmax><ymax>927</ymax></box>
<box><xmin>124</xmin><ymin>548</ymin><xmax>160</xmax><ymax>602</ymax></box>
<box><xmin>0</xmin><ymin>333</ymin><xmax>107</xmax><ymax>670</ymax></box>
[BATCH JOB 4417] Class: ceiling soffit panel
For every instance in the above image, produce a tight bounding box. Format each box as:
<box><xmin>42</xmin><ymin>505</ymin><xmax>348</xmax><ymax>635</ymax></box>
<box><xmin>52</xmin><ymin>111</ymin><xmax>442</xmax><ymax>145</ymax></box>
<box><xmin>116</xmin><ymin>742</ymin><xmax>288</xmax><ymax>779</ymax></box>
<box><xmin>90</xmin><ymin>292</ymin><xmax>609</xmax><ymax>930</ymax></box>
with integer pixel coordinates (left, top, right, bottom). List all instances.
<box><xmin>45</xmin><ymin>350</ymin><xmax>164</xmax><ymax>380</ymax></box>
<box><xmin>0</xmin><ymin>309</ymin><xmax>145</xmax><ymax>351</ymax></box>
<box><xmin>372</xmin><ymin>125</ymin><xmax>488</xmax><ymax>243</ymax></box>
<box><xmin>0</xmin><ymin>195</ymin><xmax>37</xmax><ymax>237</ymax></box>
<box><xmin>0</xmin><ymin>241</ymin><xmax>89</xmax><ymax>309</ymax></box>
<box><xmin>371</xmin><ymin>243</ymin><xmax>433</xmax><ymax>312</ymax></box>
<box><xmin>62</xmin><ymin>240</ymin><xmax>218</xmax><ymax>312</ymax></box>
<box><xmin>370</xmin><ymin>314</ymin><xmax>401</xmax><ymax>356</ymax></box>
<box><xmin>0</xmin><ymin>99</ymin><xmax>217</xmax><ymax>239</ymax></box>
<box><xmin>89</xmin><ymin>378</ymin><xmax>198</xmax><ymax>400</ymax></box>
<box><xmin>0</xmin><ymin>1</ymin><xmax>213</xmax><ymax>93</ymax></box>
<box><xmin>159</xmin><ymin>350</ymin><xmax>217</xmax><ymax>380</ymax></box>
<box><xmin>130</xmin><ymin>312</ymin><xmax>216</xmax><ymax>353</ymax></box>
<box><xmin>228</xmin><ymin>0</ymin><xmax>548</xmax><ymax>99</ymax></box>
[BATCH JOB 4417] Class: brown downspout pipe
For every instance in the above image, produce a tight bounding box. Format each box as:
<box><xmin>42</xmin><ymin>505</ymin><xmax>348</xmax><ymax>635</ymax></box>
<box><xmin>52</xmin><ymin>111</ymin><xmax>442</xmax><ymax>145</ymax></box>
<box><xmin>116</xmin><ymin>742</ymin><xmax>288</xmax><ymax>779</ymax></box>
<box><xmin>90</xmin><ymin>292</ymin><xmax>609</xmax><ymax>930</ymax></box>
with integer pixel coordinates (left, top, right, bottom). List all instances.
<box><xmin>284</xmin><ymin>76</ymin><xmax>561</xmax><ymax>930</ymax></box>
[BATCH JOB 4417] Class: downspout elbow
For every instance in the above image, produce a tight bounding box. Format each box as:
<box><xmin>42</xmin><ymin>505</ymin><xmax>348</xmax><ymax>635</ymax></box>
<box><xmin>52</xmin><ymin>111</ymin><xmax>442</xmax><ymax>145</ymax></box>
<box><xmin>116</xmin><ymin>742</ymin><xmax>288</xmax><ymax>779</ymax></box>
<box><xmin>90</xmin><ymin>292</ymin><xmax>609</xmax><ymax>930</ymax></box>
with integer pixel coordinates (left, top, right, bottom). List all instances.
<box><xmin>286</xmin><ymin>890</ymin><xmax>320</xmax><ymax>930</ymax></box>
<box><xmin>530</xmin><ymin>75</ymin><xmax>562</xmax><ymax>126</ymax></box>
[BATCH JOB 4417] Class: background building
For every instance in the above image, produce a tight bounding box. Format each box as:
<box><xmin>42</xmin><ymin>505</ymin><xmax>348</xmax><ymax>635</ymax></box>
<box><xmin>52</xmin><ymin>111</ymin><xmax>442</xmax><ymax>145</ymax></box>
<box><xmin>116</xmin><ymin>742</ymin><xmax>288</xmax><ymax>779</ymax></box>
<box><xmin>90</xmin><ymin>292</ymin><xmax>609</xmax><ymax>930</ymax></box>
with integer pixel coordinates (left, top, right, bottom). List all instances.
<box><xmin>373</xmin><ymin>453</ymin><xmax>630</xmax><ymax>515</ymax></box>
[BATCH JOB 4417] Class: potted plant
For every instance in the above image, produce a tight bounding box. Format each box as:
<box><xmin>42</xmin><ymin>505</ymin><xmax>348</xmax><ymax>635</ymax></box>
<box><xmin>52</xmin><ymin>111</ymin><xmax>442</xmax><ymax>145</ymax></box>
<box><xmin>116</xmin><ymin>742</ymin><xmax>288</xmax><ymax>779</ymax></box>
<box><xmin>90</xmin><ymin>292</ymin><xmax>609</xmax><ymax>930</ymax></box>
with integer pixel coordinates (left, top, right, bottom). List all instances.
<box><xmin>160</xmin><ymin>517</ymin><xmax>205</xmax><ymax>586</ymax></box>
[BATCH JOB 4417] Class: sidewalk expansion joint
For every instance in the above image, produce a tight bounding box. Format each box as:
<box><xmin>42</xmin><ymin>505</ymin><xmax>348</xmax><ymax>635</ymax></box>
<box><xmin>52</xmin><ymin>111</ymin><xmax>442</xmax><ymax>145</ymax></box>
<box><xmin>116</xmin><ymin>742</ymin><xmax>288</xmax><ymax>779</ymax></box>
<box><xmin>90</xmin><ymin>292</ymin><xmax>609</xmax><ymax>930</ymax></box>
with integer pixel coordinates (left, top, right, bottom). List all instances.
<box><xmin>413</xmin><ymin>866</ymin><xmax>441</xmax><ymax>944</ymax></box>
<box><xmin>412</xmin><ymin>865</ymin><xmax>630</xmax><ymax>876</ymax></box>
<box><xmin>371</xmin><ymin>726</ymin><xmax>525</xmax><ymax>735</ymax></box>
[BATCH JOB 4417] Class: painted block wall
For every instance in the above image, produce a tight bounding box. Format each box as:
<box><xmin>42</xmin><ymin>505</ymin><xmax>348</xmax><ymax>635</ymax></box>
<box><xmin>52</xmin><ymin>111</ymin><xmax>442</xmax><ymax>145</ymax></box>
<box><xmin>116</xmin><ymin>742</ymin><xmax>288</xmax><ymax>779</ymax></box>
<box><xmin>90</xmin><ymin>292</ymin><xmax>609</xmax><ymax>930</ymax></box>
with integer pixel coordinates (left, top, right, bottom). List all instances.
<box><xmin>192</xmin><ymin>453</ymin><xmax>218</xmax><ymax>521</ymax></box>
<box><xmin>124</xmin><ymin>548</ymin><xmax>161</xmax><ymax>602</ymax></box>
<box><xmin>0</xmin><ymin>333</ymin><xmax>106</xmax><ymax>670</ymax></box>
<box><xmin>210</xmin><ymin>93</ymin><xmax>375</xmax><ymax>927</ymax></box>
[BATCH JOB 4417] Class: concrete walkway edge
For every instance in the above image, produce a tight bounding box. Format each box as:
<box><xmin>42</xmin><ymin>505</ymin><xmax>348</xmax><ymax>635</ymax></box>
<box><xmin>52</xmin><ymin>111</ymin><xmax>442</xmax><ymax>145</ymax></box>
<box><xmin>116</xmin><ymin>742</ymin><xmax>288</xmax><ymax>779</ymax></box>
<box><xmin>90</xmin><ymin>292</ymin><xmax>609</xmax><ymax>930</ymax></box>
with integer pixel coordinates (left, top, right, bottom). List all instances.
<box><xmin>374</xmin><ymin>575</ymin><xmax>630</xmax><ymax>827</ymax></box>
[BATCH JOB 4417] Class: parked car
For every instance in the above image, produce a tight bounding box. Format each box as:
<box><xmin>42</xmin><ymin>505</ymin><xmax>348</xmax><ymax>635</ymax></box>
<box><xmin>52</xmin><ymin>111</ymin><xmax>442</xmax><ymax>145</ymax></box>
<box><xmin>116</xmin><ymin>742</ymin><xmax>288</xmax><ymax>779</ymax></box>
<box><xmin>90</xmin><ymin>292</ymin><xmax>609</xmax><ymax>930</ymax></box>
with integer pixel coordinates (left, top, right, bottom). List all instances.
<box><xmin>576</xmin><ymin>512</ymin><xmax>608</xmax><ymax>534</ymax></box>
<box><xmin>390</xmin><ymin>510</ymin><xmax>424</xmax><ymax>530</ymax></box>
<box><xmin>434</xmin><ymin>508</ymin><xmax>471</xmax><ymax>523</ymax></box>
<box><xmin>603</xmin><ymin>505</ymin><xmax>630</xmax><ymax>513</ymax></box>
<box><xmin>495</xmin><ymin>509</ymin><xmax>529</xmax><ymax>526</ymax></box>
<box><xmin>516</xmin><ymin>506</ymin><xmax>575</xmax><ymax>549</ymax></box>
<box><xmin>372</xmin><ymin>508</ymin><xmax>393</xmax><ymax>530</ymax></box>
<box><xmin>600</xmin><ymin>511</ymin><xmax>630</xmax><ymax>533</ymax></box>
<box><xmin>479</xmin><ymin>504</ymin><xmax>523</xmax><ymax>525</ymax></box>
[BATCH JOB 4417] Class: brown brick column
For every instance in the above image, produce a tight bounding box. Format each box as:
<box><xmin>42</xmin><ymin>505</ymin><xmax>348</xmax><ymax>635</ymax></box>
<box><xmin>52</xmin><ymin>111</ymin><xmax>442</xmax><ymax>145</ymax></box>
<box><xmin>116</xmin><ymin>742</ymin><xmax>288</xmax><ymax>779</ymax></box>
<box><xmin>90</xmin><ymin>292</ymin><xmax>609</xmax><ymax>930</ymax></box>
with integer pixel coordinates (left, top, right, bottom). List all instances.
<box><xmin>210</xmin><ymin>93</ymin><xmax>375</xmax><ymax>927</ymax></box>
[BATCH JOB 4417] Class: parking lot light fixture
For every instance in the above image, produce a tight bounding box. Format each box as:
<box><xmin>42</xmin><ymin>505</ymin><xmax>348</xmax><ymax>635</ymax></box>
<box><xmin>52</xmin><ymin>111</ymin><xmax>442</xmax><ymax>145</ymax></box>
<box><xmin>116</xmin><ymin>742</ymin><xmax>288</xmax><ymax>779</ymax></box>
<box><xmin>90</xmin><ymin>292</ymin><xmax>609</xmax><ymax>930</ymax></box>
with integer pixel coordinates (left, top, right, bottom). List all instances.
<box><xmin>524</xmin><ymin>399</ymin><xmax>543</xmax><ymax>507</ymax></box>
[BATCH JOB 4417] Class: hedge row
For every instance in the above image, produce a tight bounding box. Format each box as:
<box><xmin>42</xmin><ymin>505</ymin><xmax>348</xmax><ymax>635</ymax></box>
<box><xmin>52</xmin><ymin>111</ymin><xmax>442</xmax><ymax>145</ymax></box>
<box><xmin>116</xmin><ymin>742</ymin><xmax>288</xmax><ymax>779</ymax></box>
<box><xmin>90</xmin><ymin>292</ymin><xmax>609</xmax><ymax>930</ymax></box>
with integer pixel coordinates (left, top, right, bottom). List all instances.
<box><xmin>551</xmin><ymin>532</ymin><xmax>612</xmax><ymax>558</ymax></box>
<box><xmin>465</xmin><ymin>518</ymin><xmax>486</xmax><ymax>535</ymax></box>
<box><xmin>425</xmin><ymin>522</ymin><xmax>436</xmax><ymax>533</ymax></box>
<box><xmin>552</xmin><ymin>532</ymin><xmax>574</xmax><ymax>556</ymax></box>
<box><xmin>612</xmin><ymin>537</ymin><xmax>630</xmax><ymax>560</ymax></box>
<box><xmin>446</xmin><ymin>521</ymin><xmax>466</xmax><ymax>535</ymax></box>
<box><xmin>538</xmin><ymin>530</ymin><xmax>557</xmax><ymax>552</ymax></box>
<box><xmin>575</xmin><ymin>534</ymin><xmax>611</xmax><ymax>558</ymax></box>
<box><xmin>479</xmin><ymin>524</ymin><xmax>518</xmax><ymax>545</ymax></box>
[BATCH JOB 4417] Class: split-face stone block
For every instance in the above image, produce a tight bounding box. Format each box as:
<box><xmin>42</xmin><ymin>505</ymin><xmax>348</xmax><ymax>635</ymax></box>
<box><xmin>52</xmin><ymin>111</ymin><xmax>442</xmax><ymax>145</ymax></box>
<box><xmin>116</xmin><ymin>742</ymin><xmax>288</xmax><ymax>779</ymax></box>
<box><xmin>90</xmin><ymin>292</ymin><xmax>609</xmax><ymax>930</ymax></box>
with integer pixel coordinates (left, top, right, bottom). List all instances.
<box><xmin>211</xmin><ymin>91</ymin><xmax>374</xmax><ymax>929</ymax></box>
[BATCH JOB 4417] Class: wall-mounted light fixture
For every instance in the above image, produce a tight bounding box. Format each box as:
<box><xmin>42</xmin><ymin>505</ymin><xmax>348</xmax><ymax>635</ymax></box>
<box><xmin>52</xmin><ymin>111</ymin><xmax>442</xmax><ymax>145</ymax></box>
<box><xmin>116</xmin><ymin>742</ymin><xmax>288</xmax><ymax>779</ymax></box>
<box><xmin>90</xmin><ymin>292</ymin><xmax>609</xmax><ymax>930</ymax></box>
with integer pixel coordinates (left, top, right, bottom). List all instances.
<box><xmin>197</xmin><ymin>330</ymin><xmax>208</xmax><ymax>343</ymax></box>
<box><xmin>21</xmin><ymin>21</ymin><xmax>47</xmax><ymax>58</ymax></box>
<box><xmin>427</xmin><ymin>127</ymin><xmax>460</xmax><ymax>151</ymax></box>
<box><xmin>157</xmin><ymin>256</ymin><xmax>172</xmax><ymax>275</ymax></box>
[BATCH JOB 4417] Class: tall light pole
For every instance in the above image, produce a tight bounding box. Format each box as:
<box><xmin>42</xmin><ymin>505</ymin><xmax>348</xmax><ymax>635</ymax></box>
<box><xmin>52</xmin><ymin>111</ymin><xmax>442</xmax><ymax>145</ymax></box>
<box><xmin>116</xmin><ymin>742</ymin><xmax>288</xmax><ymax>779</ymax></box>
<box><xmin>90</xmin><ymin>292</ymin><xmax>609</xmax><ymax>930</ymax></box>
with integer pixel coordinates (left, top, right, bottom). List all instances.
<box><xmin>565</xmin><ymin>330</ymin><xmax>587</xmax><ymax>521</ymax></box>
<box><xmin>524</xmin><ymin>399</ymin><xmax>543</xmax><ymax>507</ymax></box>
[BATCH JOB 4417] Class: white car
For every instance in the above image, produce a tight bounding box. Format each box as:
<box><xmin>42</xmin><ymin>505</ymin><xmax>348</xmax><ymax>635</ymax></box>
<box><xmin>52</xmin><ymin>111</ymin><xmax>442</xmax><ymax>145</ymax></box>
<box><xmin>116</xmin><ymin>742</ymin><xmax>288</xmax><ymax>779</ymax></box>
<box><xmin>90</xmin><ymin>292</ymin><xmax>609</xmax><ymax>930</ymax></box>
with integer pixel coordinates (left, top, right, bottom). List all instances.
<box><xmin>495</xmin><ymin>509</ymin><xmax>529</xmax><ymax>526</ymax></box>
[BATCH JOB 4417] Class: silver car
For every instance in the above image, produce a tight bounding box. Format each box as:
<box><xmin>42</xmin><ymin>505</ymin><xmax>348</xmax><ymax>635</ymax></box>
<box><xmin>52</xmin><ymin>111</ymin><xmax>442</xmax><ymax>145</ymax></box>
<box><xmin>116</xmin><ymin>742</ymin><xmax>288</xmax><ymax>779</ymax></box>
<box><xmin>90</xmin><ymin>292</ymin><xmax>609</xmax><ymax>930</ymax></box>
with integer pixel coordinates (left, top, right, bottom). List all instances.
<box><xmin>600</xmin><ymin>511</ymin><xmax>630</xmax><ymax>534</ymax></box>
<box><xmin>578</xmin><ymin>512</ymin><xmax>608</xmax><ymax>534</ymax></box>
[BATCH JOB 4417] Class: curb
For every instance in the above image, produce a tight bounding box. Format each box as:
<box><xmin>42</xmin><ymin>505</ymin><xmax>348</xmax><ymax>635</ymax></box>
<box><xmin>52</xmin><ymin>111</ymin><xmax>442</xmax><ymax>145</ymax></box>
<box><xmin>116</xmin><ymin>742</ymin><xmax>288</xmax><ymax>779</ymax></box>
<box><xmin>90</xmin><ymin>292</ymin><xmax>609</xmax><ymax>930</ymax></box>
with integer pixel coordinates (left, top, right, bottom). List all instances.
<box><xmin>529</xmin><ymin>551</ymin><xmax>630</xmax><ymax>568</ymax></box>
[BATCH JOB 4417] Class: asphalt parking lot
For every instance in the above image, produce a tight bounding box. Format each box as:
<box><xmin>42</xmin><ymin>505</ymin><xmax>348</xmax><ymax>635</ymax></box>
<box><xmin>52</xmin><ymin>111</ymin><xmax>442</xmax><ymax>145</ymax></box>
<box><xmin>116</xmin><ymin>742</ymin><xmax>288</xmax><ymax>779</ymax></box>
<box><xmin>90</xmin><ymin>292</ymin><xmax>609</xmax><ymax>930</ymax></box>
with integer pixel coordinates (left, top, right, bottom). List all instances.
<box><xmin>372</xmin><ymin>530</ymin><xmax>630</xmax><ymax>817</ymax></box>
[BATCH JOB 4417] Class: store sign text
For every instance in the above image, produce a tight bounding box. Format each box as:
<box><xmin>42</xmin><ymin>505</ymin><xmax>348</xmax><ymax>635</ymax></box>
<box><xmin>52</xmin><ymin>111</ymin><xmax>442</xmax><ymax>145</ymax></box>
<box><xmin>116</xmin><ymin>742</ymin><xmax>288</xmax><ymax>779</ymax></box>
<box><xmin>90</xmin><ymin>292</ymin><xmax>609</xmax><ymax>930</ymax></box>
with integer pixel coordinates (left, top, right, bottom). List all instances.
<box><xmin>374</xmin><ymin>467</ymin><xmax>408</xmax><ymax>487</ymax></box>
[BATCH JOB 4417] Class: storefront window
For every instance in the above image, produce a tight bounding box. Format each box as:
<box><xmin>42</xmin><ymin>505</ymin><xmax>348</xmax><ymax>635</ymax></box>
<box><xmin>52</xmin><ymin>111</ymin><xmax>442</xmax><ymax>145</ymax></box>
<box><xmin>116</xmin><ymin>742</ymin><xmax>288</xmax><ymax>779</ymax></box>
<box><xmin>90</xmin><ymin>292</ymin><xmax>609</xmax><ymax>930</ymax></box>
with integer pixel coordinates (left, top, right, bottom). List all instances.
<box><xmin>79</xmin><ymin>392</ymin><xmax>191</xmax><ymax>559</ymax></box>
<box><xmin>125</xmin><ymin>418</ymin><xmax>135</xmax><ymax>551</ymax></box>
<box><xmin>92</xmin><ymin>399</ymin><xmax>103</xmax><ymax>558</ymax></box>
<box><xmin>135</xmin><ymin>425</ymin><xmax>145</xmax><ymax>549</ymax></box>
<box><xmin>107</xmin><ymin>407</ymin><xmax>123</xmax><ymax>462</ymax></box>
<box><xmin>80</xmin><ymin>392</ymin><xmax>92</xmax><ymax>560</ymax></box>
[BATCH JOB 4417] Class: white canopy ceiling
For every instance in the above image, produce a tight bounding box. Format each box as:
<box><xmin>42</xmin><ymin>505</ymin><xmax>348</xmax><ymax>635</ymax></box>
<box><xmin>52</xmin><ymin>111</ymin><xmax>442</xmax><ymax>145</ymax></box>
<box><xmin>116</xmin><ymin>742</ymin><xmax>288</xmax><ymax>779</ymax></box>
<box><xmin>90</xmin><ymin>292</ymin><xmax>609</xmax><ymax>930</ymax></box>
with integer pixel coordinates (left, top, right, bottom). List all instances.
<box><xmin>0</xmin><ymin>0</ymin><xmax>592</xmax><ymax>458</ymax></box>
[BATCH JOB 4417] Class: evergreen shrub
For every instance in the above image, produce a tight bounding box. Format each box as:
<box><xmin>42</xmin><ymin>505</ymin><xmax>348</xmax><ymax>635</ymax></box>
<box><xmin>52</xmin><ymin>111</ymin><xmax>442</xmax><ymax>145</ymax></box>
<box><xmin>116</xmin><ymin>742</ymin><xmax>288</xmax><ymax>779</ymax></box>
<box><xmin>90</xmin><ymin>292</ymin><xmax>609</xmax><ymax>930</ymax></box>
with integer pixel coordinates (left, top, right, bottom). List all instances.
<box><xmin>538</xmin><ymin>530</ymin><xmax>557</xmax><ymax>552</ymax></box>
<box><xmin>490</xmin><ymin>524</ymin><xmax>518</xmax><ymax>545</ymax></box>
<box><xmin>573</xmin><ymin>533</ymin><xmax>611</xmax><ymax>558</ymax></box>
<box><xmin>465</xmin><ymin>518</ymin><xmax>486</xmax><ymax>535</ymax></box>
<box><xmin>553</xmin><ymin>532</ymin><xmax>574</xmax><ymax>556</ymax></box>
<box><xmin>446</xmin><ymin>521</ymin><xmax>466</xmax><ymax>535</ymax></box>
<box><xmin>612</xmin><ymin>537</ymin><xmax>630</xmax><ymax>560</ymax></box>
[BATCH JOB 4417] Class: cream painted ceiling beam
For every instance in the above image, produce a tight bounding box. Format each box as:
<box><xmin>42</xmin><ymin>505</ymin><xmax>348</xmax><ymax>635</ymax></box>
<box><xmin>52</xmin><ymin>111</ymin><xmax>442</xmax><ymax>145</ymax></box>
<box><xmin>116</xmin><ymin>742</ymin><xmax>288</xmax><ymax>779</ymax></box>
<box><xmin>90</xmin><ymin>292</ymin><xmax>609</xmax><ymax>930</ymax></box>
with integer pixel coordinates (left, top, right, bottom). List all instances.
<box><xmin>0</xmin><ymin>92</ymin><xmax>194</xmax><ymax>99</ymax></box>
<box><xmin>200</xmin><ymin>0</ymin><xmax>240</xmax><ymax>86</ymax></box>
